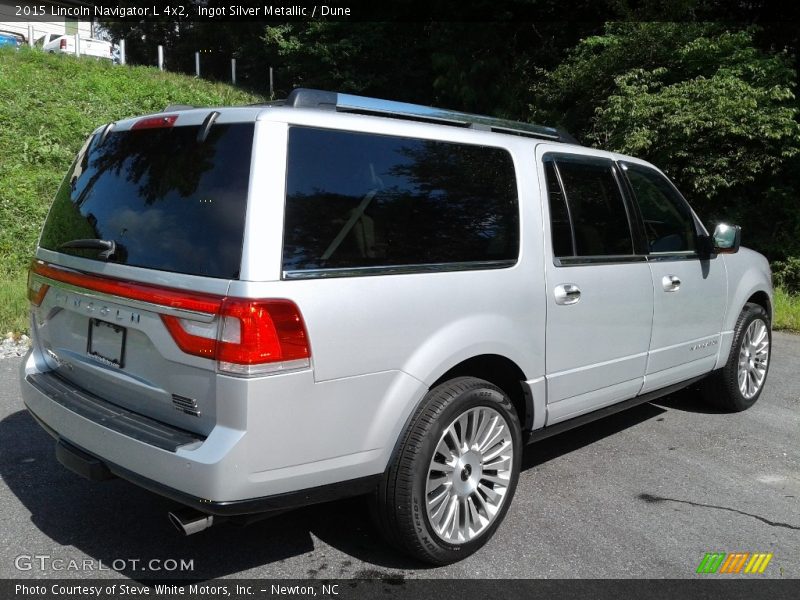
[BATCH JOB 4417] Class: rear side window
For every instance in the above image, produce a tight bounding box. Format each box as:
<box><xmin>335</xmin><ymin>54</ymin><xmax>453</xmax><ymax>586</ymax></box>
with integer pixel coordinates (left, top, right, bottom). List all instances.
<box><xmin>547</xmin><ymin>157</ymin><xmax>634</xmax><ymax>257</ymax></box>
<box><xmin>40</xmin><ymin>123</ymin><xmax>254</xmax><ymax>279</ymax></box>
<box><xmin>544</xmin><ymin>161</ymin><xmax>574</xmax><ymax>257</ymax></box>
<box><xmin>282</xmin><ymin>127</ymin><xmax>519</xmax><ymax>275</ymax></box>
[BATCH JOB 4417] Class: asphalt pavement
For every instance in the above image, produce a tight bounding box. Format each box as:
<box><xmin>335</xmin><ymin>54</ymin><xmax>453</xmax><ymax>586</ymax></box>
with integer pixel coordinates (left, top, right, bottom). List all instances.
<box><xmin>0</xmin><ymin>334</ymin><xmax>797</xmax><ymax>581</ymax></box>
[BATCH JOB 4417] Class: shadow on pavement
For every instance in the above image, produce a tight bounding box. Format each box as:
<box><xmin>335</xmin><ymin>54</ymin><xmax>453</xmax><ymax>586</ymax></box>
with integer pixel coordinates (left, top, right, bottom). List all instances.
<box><xmin>0</xmin><ymin>388</ymin><xmax>694</xmax><ymax>580</ymax></box>
<box><xmin>649</xmin><ymin>383</ymin><xmax>729</xmax><ymax>414</ymax></box>
<box><xmin>0</xmin><ymin>409</ymin><xmax>422</xmax><ymax>580</ymax></box>
<box><xmin>522</xmin><ymin>399</ymin><xmax>668</xmax><ymax>469</ymax></box>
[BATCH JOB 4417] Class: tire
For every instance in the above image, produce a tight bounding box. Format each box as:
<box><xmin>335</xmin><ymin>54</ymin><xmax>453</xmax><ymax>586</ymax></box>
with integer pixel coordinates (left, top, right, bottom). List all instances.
<box><xmin>371</xmin><ymin>376</ymin><xmax>522</xmax><ymax>565</ymax></box>
<box><xmin>702</xmin><ymin>302</ymin><xmax>771</xmax><ymax>411</ymax></box>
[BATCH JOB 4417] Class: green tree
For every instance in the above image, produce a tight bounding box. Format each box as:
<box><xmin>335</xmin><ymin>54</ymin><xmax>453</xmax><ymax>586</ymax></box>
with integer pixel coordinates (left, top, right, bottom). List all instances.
<box><xmin>102</xmin><ymin>1</ymin><xmax>278</xmax><ymax>92</ymax></box>
<box><xmin>531</xmin><ymin>23</ymin><xmax>800</xmax><ymax>258</ymax></box>
<box><xmin>263</xmin><ymin>22</ymin><xmax>433</xmax><ymax>101</ymax></box>
<box><xmin>263</xmin><ymin>16</ymin><xmax>608</xmax><ymax>114</ymax></box>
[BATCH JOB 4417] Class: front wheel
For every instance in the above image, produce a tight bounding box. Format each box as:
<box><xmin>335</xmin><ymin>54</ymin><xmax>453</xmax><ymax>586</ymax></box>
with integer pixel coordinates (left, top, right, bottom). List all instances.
<box><xmin>371</xmin><ymin>377</ymin><xmax>522</xmax><ymax>565</ymax></box>
<box><xmin>703</xmin><ymin>302</ymin><xmax>771</xmax><ymax>411</ymax></box>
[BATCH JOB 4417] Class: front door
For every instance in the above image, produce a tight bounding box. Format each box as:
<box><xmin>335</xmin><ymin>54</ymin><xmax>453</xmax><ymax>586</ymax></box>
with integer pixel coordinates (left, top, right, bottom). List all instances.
<box><xmin>619</xmin><ymin>162</ymin><xmax>727</xmax><ymax>393</ymax></box>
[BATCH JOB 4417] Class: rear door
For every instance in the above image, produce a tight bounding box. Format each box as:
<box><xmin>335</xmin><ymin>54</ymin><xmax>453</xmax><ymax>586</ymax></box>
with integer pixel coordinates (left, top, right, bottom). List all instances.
<box><xmin>538</xmin><ymin>149</ymin><xmax>653</xmax><ymax>424</ymax></box>
<box><xmin>619</xmin><ymin>162</ymin><xmax>727</xmax><ymax>392</ymax></box>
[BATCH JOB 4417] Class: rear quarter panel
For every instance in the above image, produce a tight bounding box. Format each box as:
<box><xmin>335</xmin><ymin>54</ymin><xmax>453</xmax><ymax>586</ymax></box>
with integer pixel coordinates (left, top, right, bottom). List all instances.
<box><xmin>231</xmin><ymin>114</ymin><xmax>547</xmax><ymax>470</ymax></box>
<box><xmin>237</xmin><ymin>112</ymin><xmax>546</xmax><ymax>387</ymax></box>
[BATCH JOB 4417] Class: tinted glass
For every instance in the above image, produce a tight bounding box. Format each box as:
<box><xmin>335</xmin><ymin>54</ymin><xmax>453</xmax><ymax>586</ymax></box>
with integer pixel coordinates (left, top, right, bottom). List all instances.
<box><xmin>556</xmin><ymin>159</ymin><xmax>633</xmax><ymax>256</ymax></box>
<box><xmin>283</xmin><ymin>127</ymin><xmax>518</xmax><ymax>272</ymax></box>
<box><xmin>544</xmin><ymin>161</ymin><xmax>574</xmax><ymax>257</ymax></box>
<box><xmin>624</xmin><ymin>164</ymin><xmax>697</xmax><ymax>253</ymax></box>
<box><xmin>40</xmin><ymin>123</ymin><xmax>254</xmax><ymax>279</ymax></box>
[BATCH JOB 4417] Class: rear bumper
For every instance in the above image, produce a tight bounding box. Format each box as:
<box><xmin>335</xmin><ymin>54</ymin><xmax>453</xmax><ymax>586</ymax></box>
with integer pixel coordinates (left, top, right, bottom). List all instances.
<box><xmin>26</xmin><ymin>371</ymin><xmax>205</xmax><ymax>452</ymax></box>
<box><xmin>21</xmin><ymin>353</ymin><xmax>250</xmax><ymax>503</ymax></box>
<box><xmin>20</xmin><ymin>348</ymin><xmax>424</xmax><ymax>508</ymax></box>
<box><xmin>44</xmin><ymin>433</ymin><xmax>379</xmax><ymax>516</ymax></box>
<box><xmin>22</xmin><ymin>367</ymin><xmax>381</xmax><ymax>514</ymax></box>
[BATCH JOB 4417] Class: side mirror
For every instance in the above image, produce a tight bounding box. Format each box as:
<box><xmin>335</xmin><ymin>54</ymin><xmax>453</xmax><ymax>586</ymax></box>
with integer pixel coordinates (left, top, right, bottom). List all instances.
<box><xmin>712</xmin><ymin>223</ymin><xmax>741</xmax><ymax>254</ymax></box>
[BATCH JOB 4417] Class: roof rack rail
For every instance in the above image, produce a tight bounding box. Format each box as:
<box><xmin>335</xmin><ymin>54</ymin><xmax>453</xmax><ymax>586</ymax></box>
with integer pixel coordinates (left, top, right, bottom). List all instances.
<box><xmin>284</xmin><ymin>88</ymin><xmax>577</xmax><ymax>143</ymax></box>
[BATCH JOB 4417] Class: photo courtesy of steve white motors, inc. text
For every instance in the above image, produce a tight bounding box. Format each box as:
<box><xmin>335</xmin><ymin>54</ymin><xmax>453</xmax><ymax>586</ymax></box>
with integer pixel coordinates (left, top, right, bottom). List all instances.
<box><xmin>14</xmin><ymin>583</ymin><xmax>341</xmax><ymax>597</ymax></box>
<box><xmin>13</xmin><ymin>3</ymin><xmax>353</xmax><ymax>18</ymax></box>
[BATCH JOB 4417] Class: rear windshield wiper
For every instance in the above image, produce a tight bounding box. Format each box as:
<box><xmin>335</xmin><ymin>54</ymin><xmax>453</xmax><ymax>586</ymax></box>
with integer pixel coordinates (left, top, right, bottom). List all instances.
<box><xmin>59</xmin><ymin>238</ymin><xmax>117</xmax><ymax>260</ymax></box>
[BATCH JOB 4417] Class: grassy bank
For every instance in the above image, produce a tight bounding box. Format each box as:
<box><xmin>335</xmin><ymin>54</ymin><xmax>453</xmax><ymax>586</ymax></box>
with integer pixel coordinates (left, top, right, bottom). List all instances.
<box><xmin>774</xmin><ymin>287</ymin><xmax>800</xmax><ymax>332</ymax></box>
<box><xmin>0</xmin><ymin>47</ymin><xmax>263</xmax><ymax>335</ymax></box>
<box><xmin>0</xmin><ymin>273</ymin><xmax>27</xmax><ymax>336</ymax></box>
<box><xmin>1</xmin><ymin>48</ymin><xmax>799</xmax><ymax>337</ymax></box>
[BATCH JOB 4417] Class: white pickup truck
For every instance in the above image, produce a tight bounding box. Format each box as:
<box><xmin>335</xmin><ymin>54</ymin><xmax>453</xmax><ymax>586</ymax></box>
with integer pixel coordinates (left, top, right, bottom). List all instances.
<box><xmin>34</xmin><ymin>33</ymin><xmax>112</xmax><ymax>61</ymax></box>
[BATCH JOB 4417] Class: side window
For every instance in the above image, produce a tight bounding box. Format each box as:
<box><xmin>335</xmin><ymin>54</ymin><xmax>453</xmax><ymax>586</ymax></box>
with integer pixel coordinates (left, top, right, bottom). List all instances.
<box><xmin>544</xmin><ymin>161</ymin><xmax>574</xmax><ymax>257</ymax></box>
<box><xmin>283</xmin><ymin>127</ymin><xmax>519</xmax><ymax>274</ymax></box>
<box><xmin>623</xmin><ymin>164</ymin><xmax>697</xmax><ymax>253</ymax></box>
<box><xmin>553</xmin><ymin>158</ymin><xmax>634</xmax><ymax>257</ymax></box>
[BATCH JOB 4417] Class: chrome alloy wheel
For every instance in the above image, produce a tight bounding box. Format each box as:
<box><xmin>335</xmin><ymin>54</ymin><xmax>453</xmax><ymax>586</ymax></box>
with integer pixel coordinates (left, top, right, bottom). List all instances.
<box><xmin>737</xmin><ymin>319</ymin><xmax>770</xmax><ymax>399</ymax></box>
<box><xmin>425</xmin><ymin>406</ymin><xmax>515</xmax><ymax>544</ymax></box>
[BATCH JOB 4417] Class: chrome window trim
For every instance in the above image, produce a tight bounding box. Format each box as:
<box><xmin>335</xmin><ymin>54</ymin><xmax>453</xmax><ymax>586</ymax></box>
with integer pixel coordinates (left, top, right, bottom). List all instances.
<box><xmin>554</xmin><ymin>255</ymin><xmax>648</xmax><ymax>267</ymax></box>
<box><xmin>282</xmin><ymin>260</ymin><xmax>516</xmax><ymax>280</ymax></box>
<box><xmin>646</xmin><ymin>252</ymin><xmax>707</xmax><ymax>262</ymax></box>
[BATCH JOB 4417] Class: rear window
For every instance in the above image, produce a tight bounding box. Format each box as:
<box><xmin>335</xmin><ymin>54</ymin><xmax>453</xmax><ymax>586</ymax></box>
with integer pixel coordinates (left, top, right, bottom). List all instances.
<box><xmin>40</xmin><ymin>123</ymin><xmax>254</xmax><ymax>279</ymax></box>
<box><xmin>282</xmin><ymin>127</ymin><xmax>519</xmax><ymax>276</ymax></box>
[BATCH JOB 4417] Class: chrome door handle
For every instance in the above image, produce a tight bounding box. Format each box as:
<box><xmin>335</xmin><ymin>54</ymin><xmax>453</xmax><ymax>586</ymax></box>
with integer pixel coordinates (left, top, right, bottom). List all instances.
<box><xmin>662</xmin><ymin>275</ymin><xmax>681</xmax><ymax>292</ymax></box>
<box><xmin>554</xmin><ymin>284</ymin><xmax>581</xmax><ymax>305</ymax></box>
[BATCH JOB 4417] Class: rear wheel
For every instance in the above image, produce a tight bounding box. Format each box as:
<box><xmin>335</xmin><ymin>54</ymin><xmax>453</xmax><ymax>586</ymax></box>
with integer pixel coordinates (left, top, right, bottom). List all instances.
<box><xmin>703</xmin><ymin>302</ymin><xmax>771</xmax><ymax>411</ymax></box>
<box><xmin>371</xmin><ymin>377</ymin><xmax>522</xmax><ymax>565</ymax></box>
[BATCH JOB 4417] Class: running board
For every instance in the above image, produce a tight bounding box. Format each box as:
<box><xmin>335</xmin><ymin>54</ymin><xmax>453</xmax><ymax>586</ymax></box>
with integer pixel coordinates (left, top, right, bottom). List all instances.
<box><xmin>526</xmin><ymin>375</ymin><xmax>705</xmax><ymax>443</ymax></box>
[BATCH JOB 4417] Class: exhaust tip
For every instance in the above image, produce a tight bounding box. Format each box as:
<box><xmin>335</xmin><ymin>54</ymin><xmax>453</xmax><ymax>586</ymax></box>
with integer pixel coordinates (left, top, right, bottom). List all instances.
<box><xmin>168</xmin><ymin>508</ymin><xmax>214</xmax><ymax>536</ymax></box>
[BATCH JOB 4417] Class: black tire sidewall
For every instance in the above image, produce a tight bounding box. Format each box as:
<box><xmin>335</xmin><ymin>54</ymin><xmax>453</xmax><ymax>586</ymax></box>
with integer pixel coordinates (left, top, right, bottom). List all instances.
<box><xmin>406</xmin><ymin>381</ymin><xmax>522</xmax><ymax>563</ymax></box>
<box><xmin>723</xmin><ymin>304</ymin><xmax>771</xmax><ymax>410</ymax></box>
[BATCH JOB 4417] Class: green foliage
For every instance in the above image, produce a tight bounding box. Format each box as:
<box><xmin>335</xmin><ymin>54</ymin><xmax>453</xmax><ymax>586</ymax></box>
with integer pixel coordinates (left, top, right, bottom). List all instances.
<box><xmin>774</xmin><ymin>287</ymin><xmax>800</xmax><ymax>332</ymax></box>
<box><xmin>263</xmin><ymin>22</ymin><xmax>434</xmax><ymax>102</ymax></box>
<box><xmin>262</xmin><ymin>21</ymin><xmax>600</xmax><ymax>116</ymax></box>
<box><xmin>531</xmin><ymin>23</ymin><xmax>720</xmax><ymax>132</ymax></box>
<box><xmin>772</xmin><ymin>257</ymin><xmax>800</xmax><ymax>295</ymax></box>
<box><xmin>0</xmin><ymin>273</ymin><xmax>29</xmax><ymax>336</ymax></box>
<box><xmin>592</xmin><ymin>37</ymin><xmax>799</xmax><ymax>197</ymax></box>
<box><xmin>103</xmin><ymin>12</ymin><xmax>275</xmax><ymax>92</ymax></box>
<box><xmin>530</xmin><ymin>23</ymin><xmax>800</xmax><ymax>258</ymax></box>
<box><xmin>0</xmin><ymin>48</ymin><xmax>262</xmax><ymax>333</ymax></box>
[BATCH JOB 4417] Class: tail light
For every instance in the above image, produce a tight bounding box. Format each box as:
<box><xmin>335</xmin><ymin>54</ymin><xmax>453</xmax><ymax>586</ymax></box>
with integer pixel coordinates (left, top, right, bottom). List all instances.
<box><xmin>162</xmin><ymin>299</ymin><xmax>310</xmax><ymax>376</ymax></box>
<box><xmin>59</xmin><ymin>38</ymin><xmax>67</xmax><ymax>50</ymax></box>
<box><xmin>30</xmin><ymin>260</ymin><xmax>311</xmax><ymax>376</ymax></box>
<box><xmin>27</xmin><ymin>262</ymin><xmax>49</xmax><ymax>306</ymax></box>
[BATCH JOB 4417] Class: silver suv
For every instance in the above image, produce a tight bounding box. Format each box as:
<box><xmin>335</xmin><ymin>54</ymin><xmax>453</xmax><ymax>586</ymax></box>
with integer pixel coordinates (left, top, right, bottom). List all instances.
<box><xmin>20</xmin><ymin>89</ymin><xmax>773</xmax><ymax>564</ymax></box>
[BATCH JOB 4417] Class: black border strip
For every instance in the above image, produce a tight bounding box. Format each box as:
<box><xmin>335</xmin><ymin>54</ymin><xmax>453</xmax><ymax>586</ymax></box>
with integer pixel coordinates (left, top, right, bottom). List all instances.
<box><xmin>2</xmin><ymin>579</ymin><xmax>798</xmax><ymax>598</ymax></box>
